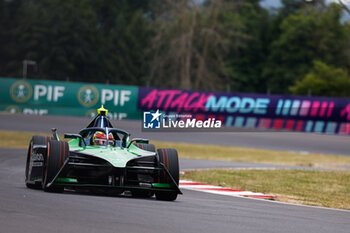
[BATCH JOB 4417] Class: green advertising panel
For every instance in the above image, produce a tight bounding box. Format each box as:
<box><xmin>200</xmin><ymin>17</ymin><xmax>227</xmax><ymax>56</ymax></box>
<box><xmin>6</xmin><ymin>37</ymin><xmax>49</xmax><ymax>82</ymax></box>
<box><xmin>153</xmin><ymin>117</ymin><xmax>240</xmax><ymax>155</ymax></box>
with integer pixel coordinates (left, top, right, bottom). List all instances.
<box><xmin>0</xmin><ymin>77</ymin><xmax>141</xmax><ymax>119</ymax></box>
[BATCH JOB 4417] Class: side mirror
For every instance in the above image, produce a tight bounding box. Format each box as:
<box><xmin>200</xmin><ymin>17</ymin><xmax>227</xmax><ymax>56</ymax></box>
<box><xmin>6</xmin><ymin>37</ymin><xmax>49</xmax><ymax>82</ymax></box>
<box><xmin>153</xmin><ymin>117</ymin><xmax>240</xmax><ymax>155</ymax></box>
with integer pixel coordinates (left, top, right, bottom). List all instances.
<box><xmin>64</xmin><ymin>133</ymin><xmax>86</xmax><ymax>147</ymax></box>
<box><xmin>127</xmin><ymin>138</ymin><xmax>149</xmax><ymax>148</ymax></box>
<box><xmin>51</xmin><ymin>128</ymin><xmax>60</xmax><ymax>141</ymax></box>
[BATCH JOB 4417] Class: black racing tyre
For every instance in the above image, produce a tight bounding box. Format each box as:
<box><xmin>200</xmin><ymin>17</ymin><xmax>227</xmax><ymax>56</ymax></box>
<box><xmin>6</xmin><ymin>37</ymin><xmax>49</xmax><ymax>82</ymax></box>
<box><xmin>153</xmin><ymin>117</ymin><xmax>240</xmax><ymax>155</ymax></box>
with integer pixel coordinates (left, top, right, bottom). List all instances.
<box><xmin>42</xmin><ymin>140</ymin><xmax>69</xmax><ymax>192</ymax></box>
<box><xmin>134</xmin><ymin>143</ymin><xmax>156</xmax><ymax>152</ymax></box>
<box><xmin>25</xmin><ymin>136</ymin><xmax>51</xmax><ymax>189</ymax></box>
<box><xmin>131</xmin><ymin>143</ymin><xmax>156</xmax><ymax>198</ymax></box>
<box><xmin>155</xmin><ymin>148</ymin><xmax>179</xmax><ymax>201</ymax></box>
<box><xmin>33</xmin><ymin>135</ymin><xmax>52</xmax><ymax>146</ymax></box>
<box><xmin>130</xmin><ymin>189</ymin><xmax>154</xmax><ymax>198</ymax></box>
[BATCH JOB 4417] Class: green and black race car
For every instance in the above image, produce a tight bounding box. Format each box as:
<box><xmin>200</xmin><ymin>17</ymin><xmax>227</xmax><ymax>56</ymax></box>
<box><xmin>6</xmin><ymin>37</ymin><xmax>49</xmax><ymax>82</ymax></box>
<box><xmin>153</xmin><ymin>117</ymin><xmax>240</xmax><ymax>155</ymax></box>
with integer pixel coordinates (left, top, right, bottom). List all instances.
<box><xmin>25</xmin><ymin>106</ymin><xmax>181</xmax><ymax>201</ymax></box>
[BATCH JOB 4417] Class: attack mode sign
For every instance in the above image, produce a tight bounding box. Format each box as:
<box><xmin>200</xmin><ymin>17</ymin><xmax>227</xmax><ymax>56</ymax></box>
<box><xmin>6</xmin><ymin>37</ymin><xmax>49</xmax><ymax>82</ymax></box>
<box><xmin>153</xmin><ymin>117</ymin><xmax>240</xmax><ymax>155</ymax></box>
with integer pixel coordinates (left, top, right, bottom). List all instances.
<box><xmin>138</xmin><ymin>87</ymin><xmax>350</xmax><ymax>135</ymax></box>
<box><xmin>138</xmin><ymin>87</ymin><xmax>270</xmax><ymax>116</ymax></box>
<box><xmin>140</xmin><ymin>89</ymin><xmax>212</xmax><ymax>112</ymax></box>
<box><xmin>205</xmin><ymin>96</ymin><xmax>270</xmax><ymax>115</ymax></box>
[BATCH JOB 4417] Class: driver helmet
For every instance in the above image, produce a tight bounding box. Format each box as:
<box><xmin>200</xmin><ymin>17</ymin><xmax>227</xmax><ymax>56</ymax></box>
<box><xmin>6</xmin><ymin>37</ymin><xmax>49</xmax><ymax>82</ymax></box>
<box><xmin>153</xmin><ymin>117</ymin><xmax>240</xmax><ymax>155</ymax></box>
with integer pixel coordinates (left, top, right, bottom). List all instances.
<box><xmin>93</xmin><ymin>131</ymin><xmax>114</xmax><ymax>146</ymax></box>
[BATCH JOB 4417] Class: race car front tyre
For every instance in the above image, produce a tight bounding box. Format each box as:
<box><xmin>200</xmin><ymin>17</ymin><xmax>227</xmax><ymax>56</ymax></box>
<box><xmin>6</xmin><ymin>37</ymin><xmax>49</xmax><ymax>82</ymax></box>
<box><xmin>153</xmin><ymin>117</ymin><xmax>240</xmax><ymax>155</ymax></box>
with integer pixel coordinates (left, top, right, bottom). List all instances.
<box><xmin>155</xmin><ymin>148</ymin><xmax>179</xmax><ymax>201</ymax></box>
<box><xmin>134</xmin><ymin>143</ymin><xmax>156</xmax><ymax>152</ymax></box>
<box><xmin>130</xmin><ymin>189</ymin><xmax>154</xmax><ymax>198</ymax></box>
<box><xmin>25</xmin><ymin>136</ymin><xmax>51</xmax><ymax>189</ymax></box>
<box><xmin>42</xmin><ymin>140</ymin><xmax>69</xmax><ymax>192</ymax></box>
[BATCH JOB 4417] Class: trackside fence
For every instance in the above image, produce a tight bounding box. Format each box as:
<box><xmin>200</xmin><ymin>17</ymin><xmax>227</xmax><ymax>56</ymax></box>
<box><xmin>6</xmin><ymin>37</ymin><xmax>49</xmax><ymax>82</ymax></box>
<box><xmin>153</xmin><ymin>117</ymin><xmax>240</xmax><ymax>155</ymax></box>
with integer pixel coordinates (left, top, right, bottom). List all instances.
<box><xmin>1</xmin><ymin>77</ymin><xmax>349</xmax><ymax>134</ymax></box>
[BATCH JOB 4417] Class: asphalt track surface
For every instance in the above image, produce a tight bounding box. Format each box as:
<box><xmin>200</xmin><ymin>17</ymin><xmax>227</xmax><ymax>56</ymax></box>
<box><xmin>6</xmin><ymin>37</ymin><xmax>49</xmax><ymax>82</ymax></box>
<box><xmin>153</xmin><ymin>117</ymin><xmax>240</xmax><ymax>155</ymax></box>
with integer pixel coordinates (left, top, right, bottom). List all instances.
<box><xmin>0</xmin><ymin>114</ymin><xmax>350</xmax><ymax>233</ymax></box>
<box><xmin>1</xmin><ymin>148</ymin><xmax>350</xmax><ymax>233</ymax></box>
<box><xmin>1</xmin><ymin>113</ymin><xmax>350</xmax><ymax>155</ymax></box>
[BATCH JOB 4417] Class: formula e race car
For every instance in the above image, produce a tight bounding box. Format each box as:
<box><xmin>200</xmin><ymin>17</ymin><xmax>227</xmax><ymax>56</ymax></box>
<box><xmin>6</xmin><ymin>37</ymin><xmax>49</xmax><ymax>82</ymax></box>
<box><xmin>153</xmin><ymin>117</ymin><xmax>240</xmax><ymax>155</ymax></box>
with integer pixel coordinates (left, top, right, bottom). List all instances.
<box><xmin>25</xmin><ymin>106</ymin><xmax>182</xmax><ymax>201</ymax></box>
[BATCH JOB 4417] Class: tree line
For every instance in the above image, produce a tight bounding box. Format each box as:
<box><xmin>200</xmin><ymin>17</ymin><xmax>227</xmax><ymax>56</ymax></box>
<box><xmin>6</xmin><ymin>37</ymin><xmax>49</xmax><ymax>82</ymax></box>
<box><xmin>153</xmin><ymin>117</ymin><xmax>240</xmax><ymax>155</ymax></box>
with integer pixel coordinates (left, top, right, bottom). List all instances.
<box><xmin>1</xmin><ymin>0</ymin><xmax>350</xmax><ymax>97</ymax></box>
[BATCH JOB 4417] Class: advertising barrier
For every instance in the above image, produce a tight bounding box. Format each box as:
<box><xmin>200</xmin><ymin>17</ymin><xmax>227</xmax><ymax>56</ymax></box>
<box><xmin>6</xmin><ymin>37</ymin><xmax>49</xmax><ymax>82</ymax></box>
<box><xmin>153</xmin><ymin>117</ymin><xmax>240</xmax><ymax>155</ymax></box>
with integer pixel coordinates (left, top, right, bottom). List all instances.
<box><xmin>138</xmin><ymin>87</ymin><xmax>350</xmax><ymax>135</ymax></box>
<box><xmin>0</xmin><ymin>77</ymin><xmax>140</xmax><ymax>119</ymax></box>
<box><xmin>2</xmin><ymin>77</ymin><xmax>350</xmax><ymax>134</ymax></box>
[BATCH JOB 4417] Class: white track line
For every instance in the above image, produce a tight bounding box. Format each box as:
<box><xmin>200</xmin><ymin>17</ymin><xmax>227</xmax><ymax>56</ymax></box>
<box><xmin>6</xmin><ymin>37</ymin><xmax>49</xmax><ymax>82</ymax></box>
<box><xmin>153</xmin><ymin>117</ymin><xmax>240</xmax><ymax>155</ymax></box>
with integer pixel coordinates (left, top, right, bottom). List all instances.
<box><xmin>179</xmin><ymin>180</ymin><xmax>276</xmax><ymax>200</ymax></box>
<box><xmin>179</xmin><ymin>180</ymin><xmax>350</xmax><ymax>212</ymax></box>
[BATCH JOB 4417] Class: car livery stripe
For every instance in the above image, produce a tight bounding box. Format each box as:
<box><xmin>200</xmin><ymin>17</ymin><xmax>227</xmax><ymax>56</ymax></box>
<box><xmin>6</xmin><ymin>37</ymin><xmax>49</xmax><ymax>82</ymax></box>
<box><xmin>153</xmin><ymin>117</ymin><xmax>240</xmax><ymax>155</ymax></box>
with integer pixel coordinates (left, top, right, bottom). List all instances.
<box><xmin>179</xmin><ymin>180</ymin><xmax>277</xmax><ymax>200</ymax></box>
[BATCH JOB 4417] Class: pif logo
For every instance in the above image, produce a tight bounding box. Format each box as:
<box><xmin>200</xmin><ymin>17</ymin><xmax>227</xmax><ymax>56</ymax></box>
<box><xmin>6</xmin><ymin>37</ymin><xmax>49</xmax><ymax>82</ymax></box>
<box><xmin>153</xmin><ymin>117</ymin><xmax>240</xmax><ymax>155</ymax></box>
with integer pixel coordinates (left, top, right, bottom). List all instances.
<box><xmin>5</xmin><ymin>105</ymin><xmax>21</xmax><ymax>113</ymax></box>
<box><xmin>143</xmin><ymin>110</ymin><xmax>162</xmax><ymax>129</ymax></box>
<box><xmin>85</xmin><ymin>109</ymin><xmax>96</xmax><ymax>118</ymax></box>
<box><xmin>78</xmin><ymin>85</ymin><xmax>99</xmax><ymax>107</ymax></box>
<box><xmin>10</xmin><ymin>80</ymin><xmax>33</xmax><ymax>103</ymax></box>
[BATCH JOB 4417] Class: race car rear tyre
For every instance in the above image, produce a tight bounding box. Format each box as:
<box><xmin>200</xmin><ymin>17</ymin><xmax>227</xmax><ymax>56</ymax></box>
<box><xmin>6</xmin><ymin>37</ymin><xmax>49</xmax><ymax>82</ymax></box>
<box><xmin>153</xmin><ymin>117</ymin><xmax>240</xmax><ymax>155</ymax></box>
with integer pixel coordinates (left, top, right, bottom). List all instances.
<box><xmin>131</xmin><ymin>143</ymin><xmax>156</xmax><ymax>198</ymax></box>
<box><xmin>155</xmin><ymin>148</ymin><xmax>179</xmax><ymax>201</ymax></box>
<box><xmin>25</xmin><ymin>136</ymin><xmax>52</xmax><ymax>189</ymax></box>
<box><xmin>134</xmin><ymin>143</ymin><xmax>156</xmax><ymax>152</ymax></box>
<box><xmin>42</xmin><ymin>140</ymin><xmax>69</xmax><ymax>193</ymax></box>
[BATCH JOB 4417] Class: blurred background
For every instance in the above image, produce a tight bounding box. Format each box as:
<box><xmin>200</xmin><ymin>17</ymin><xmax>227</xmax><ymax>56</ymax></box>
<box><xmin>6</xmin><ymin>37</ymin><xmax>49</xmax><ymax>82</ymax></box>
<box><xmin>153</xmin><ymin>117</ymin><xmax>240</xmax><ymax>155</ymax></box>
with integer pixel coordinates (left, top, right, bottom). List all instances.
<box><xmin>1</xmin><ymin>1</ymin><xmax>350</xmax><ymax>214</ymax></box>
<box><xmin>1</xmin><ymin>0</ymin><xmax>350</xmax><ymax>135</ymax></box>
<box><xmin>1</xmin><ymin>0</ymin><xmax>349</xmax><ymax>97</ymax></box>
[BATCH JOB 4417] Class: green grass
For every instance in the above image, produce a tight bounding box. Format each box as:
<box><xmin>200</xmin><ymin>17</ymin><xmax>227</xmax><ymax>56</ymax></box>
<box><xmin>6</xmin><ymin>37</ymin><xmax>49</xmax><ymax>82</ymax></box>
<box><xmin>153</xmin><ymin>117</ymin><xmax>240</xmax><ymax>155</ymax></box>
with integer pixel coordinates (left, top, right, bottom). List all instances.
<box><xmin>0</xmin><ymin>130</ymin><xmax>52</xmax><ymax>149</ymax></box>
<box><xmin>182</xmin><ymin>169</ymin><xmax>350</xmax><ymax>209</ymax></box>
<box><xmin>152</xmin><ymin>140</ymin><xmax>350</xmax><ymax>169</ymax></box>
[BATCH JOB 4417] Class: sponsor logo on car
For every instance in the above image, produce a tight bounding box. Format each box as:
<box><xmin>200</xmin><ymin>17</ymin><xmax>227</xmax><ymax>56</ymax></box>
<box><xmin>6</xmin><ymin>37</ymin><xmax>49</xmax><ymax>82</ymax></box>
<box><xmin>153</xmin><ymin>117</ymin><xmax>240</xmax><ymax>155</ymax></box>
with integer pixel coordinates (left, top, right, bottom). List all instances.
<box><xmin>31</xmin><ymin>152</ymin><xmax>44</xmax><ymax>167</ymax></box>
